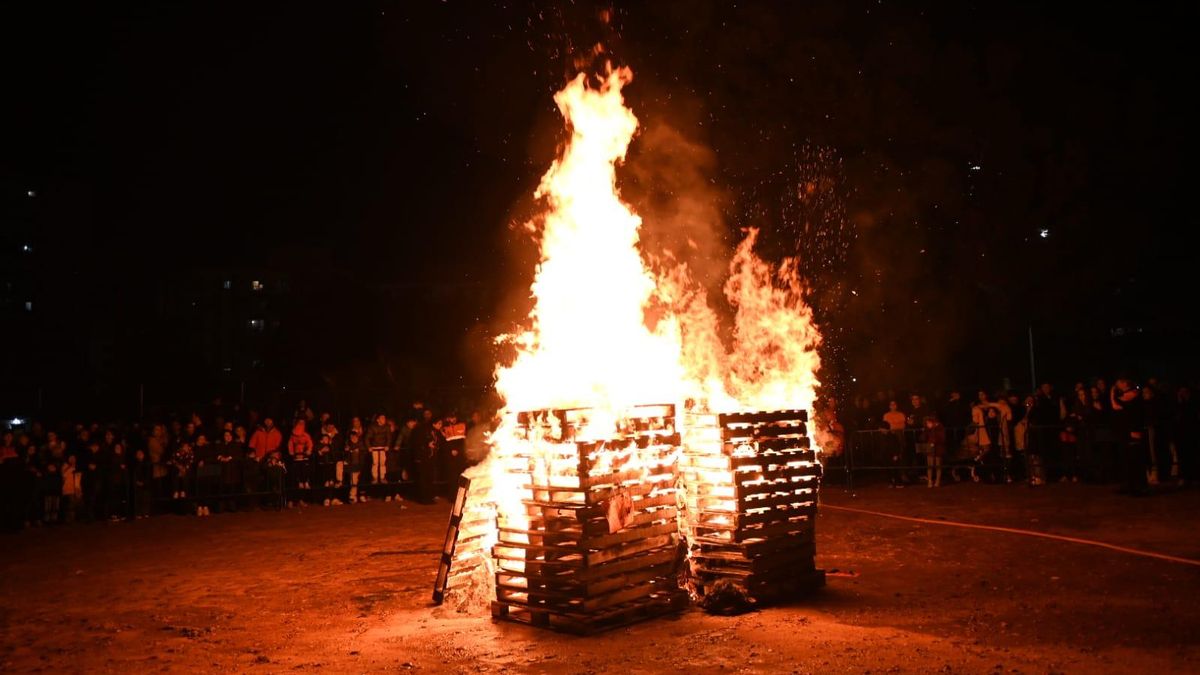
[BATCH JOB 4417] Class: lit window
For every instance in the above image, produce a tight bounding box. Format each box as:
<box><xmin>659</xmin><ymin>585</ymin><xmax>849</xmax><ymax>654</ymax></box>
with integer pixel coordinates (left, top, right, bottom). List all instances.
<box><xmin>24</xmin><ymin>301</ymin><xmax>32</xmax><ymax>312</ymax></box>
<box><xmin>251</xmin><ymin>280</ymin><xmax>264</xmax><ymax>291</ymax></box>
<box><xmin>223</xmin><ymin>280</ymin><xmax>232</xmax><ymax>290</ymax></box>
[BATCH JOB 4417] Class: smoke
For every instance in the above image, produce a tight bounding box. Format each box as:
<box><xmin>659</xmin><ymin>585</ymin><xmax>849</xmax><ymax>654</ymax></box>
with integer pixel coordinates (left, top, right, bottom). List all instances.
<box><xmin>622</xmin><ymin>121</ymin><xmax>730</xmax><ymax>295</ymax></box>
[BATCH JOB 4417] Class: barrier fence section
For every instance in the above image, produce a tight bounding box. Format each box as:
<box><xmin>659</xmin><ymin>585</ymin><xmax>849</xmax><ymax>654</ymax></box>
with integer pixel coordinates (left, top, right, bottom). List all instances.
<box><xmin>6</xmin><ymin>456</ymin><xmax>442</xmax><ymax>525</ymax></box>
<box><xmin>832</xmin><ymin>423</ymin><xmax>1150</xmax><ymax>489</ymax></box>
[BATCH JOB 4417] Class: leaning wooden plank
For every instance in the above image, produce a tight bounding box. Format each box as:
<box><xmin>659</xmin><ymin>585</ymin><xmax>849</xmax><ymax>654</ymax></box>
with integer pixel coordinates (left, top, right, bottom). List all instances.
<box><xmin>432</xmin><ymin>474</ymin><xmax>473</xmax><ymax>605</ymax></box>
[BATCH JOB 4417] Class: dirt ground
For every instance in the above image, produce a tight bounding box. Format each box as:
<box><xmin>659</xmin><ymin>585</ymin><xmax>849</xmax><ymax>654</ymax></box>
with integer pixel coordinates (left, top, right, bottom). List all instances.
<box><xmin>2</xmin><ymin>483</ymin><xmax>1198</xmax><ymax>674</ymax></box>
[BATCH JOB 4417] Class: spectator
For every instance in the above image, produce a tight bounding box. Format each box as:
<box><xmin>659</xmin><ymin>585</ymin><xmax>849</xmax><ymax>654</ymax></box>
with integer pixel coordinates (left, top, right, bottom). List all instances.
<box><xmin>971</xmin><ymin>391</ymin><xmax>1006</xmax><ymax>483</ymax></box>
<box><xmin>1111</xmin><ymin>377</ymin><xmax>1148</xmax><ymax>496</ymax></box>
<box><xmin>293</xmin><ymin>400</ymin><xmax>313</xmax><ymax>426</ymax></box>
<box><xmin>314</xmin><ymin>434</ymin><xmax>336</xmax><ymax>506</ymax></box>
<box><xmin>194</xmin><ymin>434</ymin><xmax>219</xmax><ymax>516</ymax></box>
<box><xmin>41</xmin><ymin>452</ymin><xmax>62</xmax><ymax>524</ymax></box>
<box><xmin>410</xmin><ymin>413</ymin><xmax>439</xmax><ymax>504</ymax></box>
<box><xmin>343</xmin><ymin>428</ymin><xmax>366</xmax><ymax>503</ymax></box>
<box><xmin>18</xmin><ymin>443</ymin><xmax>42</xmax><ymax>526</ymax></box>
<box><xmin>106</xmin><ymin>442</ymin><xmax>130</xmax><ymax>521</ymax></box>
<box><xmin>171</xmin><ymin>441</ymin><xmax>194</xmax><ymax>501</ymax></box>
<box><xmin>81</xmin><ymin>441</ymin><xmax>105</xmax><ymax>521</ymax></box>
<box><xmin>918</xmin><ymin>416</ymin><xmax>947</xmax><ymax>487</ymax></box>
<box><xmin>216</xmin><ymin>429</ymin><xmax>243</xmax><ymax>513</ymax></box>
<box><xmin>348</xmin><ymin>416</ymin><xmax>365</xmax><ymax>441</ymax></box>
<box><xmin>250</xmin><ymin>418</ymin><xmax>282</xmax><ymax>460</ymax></box>
<box><xmin>366</xmin><ymin>414</ymin><xmax>391</xmax><ymax>490</ymax></box>
<box><xmin>239</xmin><ymin>425</ymin><xmax>263</xmax><ymax>508</ymax></box>
<box><xmin>0</xmin><ymin>432</ymin><xmax>16</xmax><ymax>464</ymax></box>
<box><xmin>882</xmin><ymin>400</ymin><xmax>908</xmax><ymax>487</ymax></box>
<box><xmin>385</xmin><ymin>416</ymin><xmax>403</xmax><ymax>486</ymax></box>
<box><xmin>60</xmin><ymin>454</ymin><xmax>81</xmax><ymax>523</ymax></box>
<box><xmin>131</xmin><ymin>447</ymin><xmax>153</xmax><ymax>519</ymax></box>
<box><xmin>147</xmin><ymin>424</ymin><xmax>170</xmax><ymax>501</ymax></box>
<box><xmin>288</xmin><ymin>420</ymin><xmax>314</xmax><ymax>495</ymax></box>
<box><xmin>1064</xmin><ymin>387</ymin><xmax>1094</xmax><ymax>482</ymax></box>
<box><xmin>1142</xmin><ymin>386</ymin><xmax>1166</xmax><ymax>485</ymax></box>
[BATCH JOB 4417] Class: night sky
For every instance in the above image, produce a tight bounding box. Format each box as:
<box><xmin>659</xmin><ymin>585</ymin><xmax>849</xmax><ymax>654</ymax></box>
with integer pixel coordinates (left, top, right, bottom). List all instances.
<box><xmin>4</xmin><ymin>1</ymin><xmax>1195</xmax><ymax>417</ymax></box>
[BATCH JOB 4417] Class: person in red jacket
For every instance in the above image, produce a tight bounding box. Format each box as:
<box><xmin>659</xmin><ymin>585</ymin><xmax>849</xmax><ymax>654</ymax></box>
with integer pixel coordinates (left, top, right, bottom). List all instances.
<box><xmin>287</xmin><ymin>420</ymin><xmax>314</xmax><ymax>494</ymax></box>
<box><xmin>249</xmin><ymin>418</ymin><xmax>282</xmax><ymax>460</ymax></box>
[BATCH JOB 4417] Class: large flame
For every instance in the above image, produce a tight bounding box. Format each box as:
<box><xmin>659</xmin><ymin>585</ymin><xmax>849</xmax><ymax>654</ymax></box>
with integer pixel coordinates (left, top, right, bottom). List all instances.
<box><xmin>464</xmin><ymin>66</ymin><xmax>823</xmax><ymax>591</ymax></box>
<box><xmin>495</xmin><ymin>65</ymin><xmax>821</xmax><ymax>420</ymax></box>
<box><xmin>495</xmin><ymin>67</ymin><xmax>686</xmax><ymax>415</ymax></box>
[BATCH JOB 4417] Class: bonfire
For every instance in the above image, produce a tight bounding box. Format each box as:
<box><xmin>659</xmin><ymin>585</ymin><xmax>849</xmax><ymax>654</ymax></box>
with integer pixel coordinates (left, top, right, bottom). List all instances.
<box><xmin>435</xmin><ymin>64</ymin><xmax>825</xmax><ymax>632</ymax></box>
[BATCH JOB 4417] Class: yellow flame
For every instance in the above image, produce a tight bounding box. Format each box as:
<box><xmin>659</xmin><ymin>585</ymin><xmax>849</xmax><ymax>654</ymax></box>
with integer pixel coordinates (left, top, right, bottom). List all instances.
<box><xmin>494</xmin><ymin>67</ymin><xmax>686</xmax><ymax>416</ymax></box>
<box><xmin>471</xmin><ymin>64</ymin><xmax>824</xmax><ymax>598</ymax></box>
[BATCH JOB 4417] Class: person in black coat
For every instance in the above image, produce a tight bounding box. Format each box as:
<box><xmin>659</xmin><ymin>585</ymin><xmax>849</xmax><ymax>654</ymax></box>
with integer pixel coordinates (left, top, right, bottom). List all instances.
<box><xmin>216</xmin><ymin>429</ymin><xmax>244</xmax><ymax>513</ymax></box>
<box><xmin>130</xmin><ymin>448</ymin><xmax>154</xmax><ymax>519</ymax></box>
<box><xmin>1111</xmin><ymin>377</ymin><xmax>1148</xmax><ymax>496</ymax></box>
<box><xmin>409</xmin><ymin>416</ymin><xmax>440</xmax><ymax>504</ymax></box>
<box><xmin>106</xmin><ymin>442</ymin><xmax>130</xmax><ymax>521</ymax></box>
<box><xmin>80</xmin><ymin>441</ymin><xmax>107</xmax><ymax>522</ymax></box>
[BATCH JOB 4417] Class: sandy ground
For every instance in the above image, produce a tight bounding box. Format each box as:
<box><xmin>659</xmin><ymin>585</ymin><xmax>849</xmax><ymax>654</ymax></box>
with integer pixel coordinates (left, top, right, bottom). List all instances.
<box><xmin>2</xmin><ymin>483</ymin><xmax>1199</xmax><ymax>674</ymax></box>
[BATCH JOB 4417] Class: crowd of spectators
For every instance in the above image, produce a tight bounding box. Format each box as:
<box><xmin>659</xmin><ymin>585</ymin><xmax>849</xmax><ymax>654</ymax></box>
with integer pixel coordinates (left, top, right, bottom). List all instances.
<box><xmin>6</xmin><ymin>376</ymin><xmax>1196</xmax><ymax>531</ymax></box>
<box><xmin>842</xmin><ymin>376</ymin><xmax>1199</xmax><ymax>495</ymax></box>
<box><xmin>0</xmin><ymin>398</ymin><xmax>490</xmax><ymax>531</ymax></box>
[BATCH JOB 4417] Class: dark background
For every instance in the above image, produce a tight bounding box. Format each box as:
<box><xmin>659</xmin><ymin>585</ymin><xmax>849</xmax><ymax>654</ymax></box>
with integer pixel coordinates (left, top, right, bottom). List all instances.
<box><xmin>2</xmin><ymin>1</ymin><xmax>1195</xmax><ymax>420</ymax></box>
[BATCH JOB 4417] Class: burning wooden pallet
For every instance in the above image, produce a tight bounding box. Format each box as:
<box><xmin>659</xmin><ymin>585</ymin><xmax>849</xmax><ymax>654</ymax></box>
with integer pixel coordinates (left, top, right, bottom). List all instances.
<box><xmin>433</xmin><ymin>467</ymin><xmax>498</xmax><ymax>607</ymax></box>
<box><xmin>490</xmin><ymin>404</ymin><xmax>687</xmax><ymax>634</ymax></box>
<box><xmin>681</xmin><ymin>409</ymin><xmax>825</xmax><ymax>605</ymax></box>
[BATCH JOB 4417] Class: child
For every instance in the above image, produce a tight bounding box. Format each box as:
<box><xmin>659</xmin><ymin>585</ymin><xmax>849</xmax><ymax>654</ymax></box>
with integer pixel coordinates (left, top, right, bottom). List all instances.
<box><xmin>60</xmin><ymin>455</ymin><xmax>81</xmax><ymax>523</ymax></box>
<box><xmin>194</xmin><ymin>434</ymin><xmax>221</xmax><ymax>516</ymax></box>
<box><xmin>288</xmin><ymin>421</ymin><xmax>314</xmax><ymax>496</ymax></box>
<box><xmin>314</xmin><ymin>434</ymin><xmax>334</xmax><ymax>506</ymax></box>
<box><xmin>216</xmin><ymin>429</ymin><xmax>242</xmax><ymax>513</ymax></box>
<box><xmin>342</xmin><ymin>428</ymin><xmax>366</xmax><ymax>503</ymax></box>
<box><xmin>171</xmin><ymin>441</ymin><xmax>194</xmax><ymax>501</ymax></box>
<box><xmin>919</xmin><ymin>416</ymin><xmax>947</xmax><ymax>488</ymax></box>
<box><xmin>264</xmin><ymin>450</ymin><xmax>287</xmax><ymax>508</ymax></box>
<box><xmin>42</xmin><ymin>454</ymin><xmax>62</xmax><ymax>524</ymax></box>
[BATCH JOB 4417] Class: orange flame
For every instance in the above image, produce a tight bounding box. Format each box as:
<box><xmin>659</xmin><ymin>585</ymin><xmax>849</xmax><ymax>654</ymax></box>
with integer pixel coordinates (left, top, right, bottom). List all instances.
<box><xmin>472</xmin><ymin>65</ymin><xmax>822</xmax><ymax>593</ymax></box>
<box><xmin>494</xmin><ymin>67</ymin><xmax>687</xmax><ymax>415</ymax></box>
<box><xmin>495</xmin><ymin>65</ymin><xmax>821</xmax><ymax>423</ymax></box>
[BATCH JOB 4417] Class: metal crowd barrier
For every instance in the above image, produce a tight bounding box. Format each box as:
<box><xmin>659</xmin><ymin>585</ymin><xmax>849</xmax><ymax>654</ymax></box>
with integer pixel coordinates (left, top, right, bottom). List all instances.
<box><xmin>832</xmin><ymin>423</ymin><xmax>1131</xmax><ymax>489</ymax></box>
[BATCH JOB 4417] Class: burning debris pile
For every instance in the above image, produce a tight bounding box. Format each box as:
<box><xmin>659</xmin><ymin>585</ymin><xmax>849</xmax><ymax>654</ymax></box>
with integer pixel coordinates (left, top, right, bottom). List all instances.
<box><xmin>433</xmin><ymin>63</ymin><xmax>827</xmax><ymax>632</ymax></box>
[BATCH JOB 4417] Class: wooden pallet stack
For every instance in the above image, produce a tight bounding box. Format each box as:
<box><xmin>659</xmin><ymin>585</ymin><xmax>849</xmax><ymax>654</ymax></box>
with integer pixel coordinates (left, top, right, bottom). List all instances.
<box><xmin>680</xmin><ymin>409</ymin><xmax>824</xmax><ymax>605</ymax></box>
<box><xmin>489</xmin><ymin>404</ymin><xmax>687</xmax><ymax>633</ymax></box>
<box><xmin>433</xmin><ymin>465</ymin><xmax>500</xmax><ymax>606</ymax></box>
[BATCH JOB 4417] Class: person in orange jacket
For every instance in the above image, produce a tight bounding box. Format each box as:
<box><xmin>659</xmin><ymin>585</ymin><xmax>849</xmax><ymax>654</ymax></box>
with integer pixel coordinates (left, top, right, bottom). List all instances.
<box><xmin>249</xmin><ymin>418</ymin><xmax>282</xmax><ymax>460</ymax></box>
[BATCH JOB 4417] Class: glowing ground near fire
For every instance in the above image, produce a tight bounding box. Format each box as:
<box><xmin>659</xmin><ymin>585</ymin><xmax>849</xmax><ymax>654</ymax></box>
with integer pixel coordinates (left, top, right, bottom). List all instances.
<box><xmin>3</xmin><ymin>486</ymin><xmax>1198</xmax><ymax>672</ymax></box>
